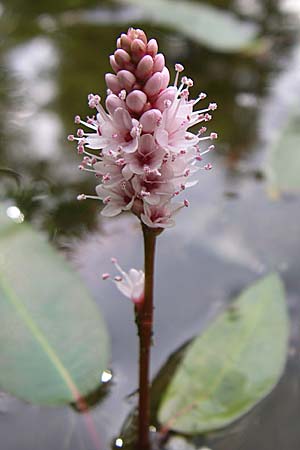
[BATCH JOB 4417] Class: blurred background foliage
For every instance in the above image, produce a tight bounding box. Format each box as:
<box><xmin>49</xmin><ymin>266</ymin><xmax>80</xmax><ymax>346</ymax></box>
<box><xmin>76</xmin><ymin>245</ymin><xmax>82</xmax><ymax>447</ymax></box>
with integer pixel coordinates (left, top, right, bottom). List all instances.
<box><xmin>1</xmin><ymin>0</ymin><xmax>299</xmax><ymax>241</ymax></box>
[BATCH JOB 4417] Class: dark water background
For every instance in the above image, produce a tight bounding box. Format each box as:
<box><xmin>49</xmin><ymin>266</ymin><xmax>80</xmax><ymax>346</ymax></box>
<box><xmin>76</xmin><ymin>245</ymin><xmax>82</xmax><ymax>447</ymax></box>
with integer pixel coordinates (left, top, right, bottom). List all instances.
<box><xmin>0</xmin><ymin>0</ymin><xmax>300</xmax><ymax>449</ymax></box>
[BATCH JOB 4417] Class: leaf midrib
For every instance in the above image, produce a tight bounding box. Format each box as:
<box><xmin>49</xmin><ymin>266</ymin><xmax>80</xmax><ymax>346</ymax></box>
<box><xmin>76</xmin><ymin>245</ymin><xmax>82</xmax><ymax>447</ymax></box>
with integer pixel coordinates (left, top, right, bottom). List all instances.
<box><xmin>0</xmin><ymin>270</ymin><xmax>81</xmax><ymax>402</ymax></box>
<box><xmin>163</xmin><ymin>285</ymin><xmax>279</xmax><ymax>428</ymax></box>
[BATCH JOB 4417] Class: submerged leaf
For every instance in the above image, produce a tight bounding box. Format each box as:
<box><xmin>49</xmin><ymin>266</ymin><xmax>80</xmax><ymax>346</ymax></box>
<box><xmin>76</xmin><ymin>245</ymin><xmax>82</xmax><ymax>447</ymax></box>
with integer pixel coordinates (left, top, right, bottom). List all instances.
<box><xmin>119</xmin><ymin>0</ymin><xmax>258</xmax><ymax>52</ymax></box>
<box><xmin>158</xmin><ymin>274</ymin><xmax>289</xmax><ymax>434</ymax></box>
<box><xmin>0</xmin><ymin>206</ymin><xmax>110</xmax><ymax>405</ymax></box>
<box><xmin>266</xmin><ymin>111</ymin><xmax>300</xmax><ymax>193</ymax></box>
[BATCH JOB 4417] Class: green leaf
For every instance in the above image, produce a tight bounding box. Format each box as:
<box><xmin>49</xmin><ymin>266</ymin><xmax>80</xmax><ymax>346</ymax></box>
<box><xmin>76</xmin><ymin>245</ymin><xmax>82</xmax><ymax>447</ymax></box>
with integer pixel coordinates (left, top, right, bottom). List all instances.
<box><xmin>0</xmin><ymin>206</ymin><xmax>110</xmax><ymax>405</ymax></box>
<box><xmin>266</xmin><ymin>111</ymin><xmax>300</xmax><ymax>193</ymax></box>
<box><xmin>119</xmin><ymin>0</ymin><xmax>258</xmax><ymax>52</ymax></box>
<box><xmin>158</xmin><ymin>274</ymin><xmax>289</xmax><ymax>434</ymax></box>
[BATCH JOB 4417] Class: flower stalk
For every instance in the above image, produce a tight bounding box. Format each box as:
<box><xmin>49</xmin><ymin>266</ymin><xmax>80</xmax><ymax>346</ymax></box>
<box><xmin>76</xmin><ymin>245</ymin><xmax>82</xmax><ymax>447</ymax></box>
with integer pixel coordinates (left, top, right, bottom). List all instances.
<box><xmin>135</xmin><ymin>224</ymin><xmax>157</xmax><ymax>450</ymax></box>
<box><xmin>69</xmin><ymin>27</ymin><xmax>218</xmax><ymax>449</ymax></box>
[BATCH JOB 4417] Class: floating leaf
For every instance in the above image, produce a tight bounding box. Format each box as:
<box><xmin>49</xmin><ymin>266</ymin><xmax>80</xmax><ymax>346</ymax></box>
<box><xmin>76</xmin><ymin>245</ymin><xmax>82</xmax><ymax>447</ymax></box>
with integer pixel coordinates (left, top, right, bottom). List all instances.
<box><xmin>119</xmin><ymin>0</ymin><xmax>258</xmax><ymax>52</ymax></box>
<box><xmin>158</xmin><ymin>274</ymin><xmax>288</xmax><ymax>434</ymax></box>
<box><xmin>0</xmin><ymin>205</ymin><xmax>109</xmax><ymax>405</ymax></box>
<box><xmin>266</xmin><ymin>111</ymin><xmax>300</xmax><ymax>193</ymax></box>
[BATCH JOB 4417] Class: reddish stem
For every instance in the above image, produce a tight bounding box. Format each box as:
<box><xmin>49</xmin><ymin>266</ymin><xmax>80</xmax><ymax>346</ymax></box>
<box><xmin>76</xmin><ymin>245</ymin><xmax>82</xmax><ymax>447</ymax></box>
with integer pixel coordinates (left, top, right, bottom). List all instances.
<box><xmin>136</xmin><ymin>224</ymin><xmax>157</xmax><ymax>450</ymax></box>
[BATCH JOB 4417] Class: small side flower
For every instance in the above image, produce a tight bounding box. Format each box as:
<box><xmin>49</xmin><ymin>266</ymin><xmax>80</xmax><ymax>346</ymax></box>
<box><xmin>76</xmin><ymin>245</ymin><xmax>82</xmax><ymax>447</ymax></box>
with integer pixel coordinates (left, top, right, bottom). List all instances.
<box><xmin>102</xmin><ymin>258</ymin><xmax>144</xmax><ymax>305</ymax></box>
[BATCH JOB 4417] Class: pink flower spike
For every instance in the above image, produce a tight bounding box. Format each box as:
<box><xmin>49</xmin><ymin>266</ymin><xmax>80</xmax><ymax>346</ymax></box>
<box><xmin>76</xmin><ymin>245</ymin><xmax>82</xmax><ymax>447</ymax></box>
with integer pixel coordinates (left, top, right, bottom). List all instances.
<box><xmin>68</xmin><ymin>27</ymin><xmax>218</xmax><ymax>229</ymax></box>
<box><xmin>184</xmin><ymin>199</ymin><xmax>189</xmax><ymax>207</ymax></box>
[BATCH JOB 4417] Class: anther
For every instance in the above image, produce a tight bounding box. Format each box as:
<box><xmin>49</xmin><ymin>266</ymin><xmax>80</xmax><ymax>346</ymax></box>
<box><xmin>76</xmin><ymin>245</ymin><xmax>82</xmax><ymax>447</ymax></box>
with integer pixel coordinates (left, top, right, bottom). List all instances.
<box><xmin>102</xmin><ymin>273</ymin><xmax>110</xmax><ymax>280</ymax></box>
<box><xmin>181</xmin><ymin>76</ymin><xmax>188</xmax><ymax>85</ymax></box>
<box><xmin>116</xmin><ymin>158</ymin><xmax>125</xmax><ymax>166</ymax></box>
<box><xmin>209</xmin><ymin>102</ymin><xmax>218</xmax><ymax>111</ymax></box>
<box><xmin>205</xmin><ymin>163</ymin><xmax>213</xmax><ymax>170</ymax></box>
<box><xmin>198</xmin><ymin>127</ymin><xmax>207</xmax><ymax>135</ymax></box>
<box><xmin>175</xmin><ymin>63</ymin><xmax>184</xmax><ymax>72</ymax></box>
<box><xmin>102</xmin><ymin>173</ymin><xmax>111</xmax><ymax>182</ymax></box>
<box><xmin>180</xmin><ymin>89</ymin><xmax>189</xmax><ymax>99</ymax></box>
<box><xmin>114</xmin><ymin>276</ymin><xmax>122</xmax><ymax>282</ymax></box>
<box><xmin>119</xmin><ymin>90</ymin><xmax>127</xmax><ymax>100</ymax></box>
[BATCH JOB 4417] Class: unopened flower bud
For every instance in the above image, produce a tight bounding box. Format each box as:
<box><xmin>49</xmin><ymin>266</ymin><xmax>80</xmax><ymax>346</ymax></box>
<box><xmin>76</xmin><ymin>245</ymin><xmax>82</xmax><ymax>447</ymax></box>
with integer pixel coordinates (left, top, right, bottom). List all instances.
<box><xmin>153</xmin><ymin>54</ymin><xmax>165</xmax><ymax>72</ymax></box>
<box><xmin>126</xmin><ymin>90</ymin><xmax>147</xmax><ymax>113</ymax></box>
<box><xmin>144</xmin><ymin>72</ymin><xmax>162</xmax><ymax>97</ymax></box>
<box><xmin>147</xmin><ymin>38</ymin><xmax>158</xmax><ymax>57</ymax></box>
<box><xmin>114</xmin><ymin>49</ymin><xmax>131</xmax><ymax>67</ymax></box>
<box><xmin>109</xmin><ymin>55</ymin><xmax>120</xmax><ymax>73</ymax></box>
<box><xmin>120</xmin><ymin>33</ymin><xmax>131</xmax><ymax>52</ymax></box>
<box><xmin>105</xmin><ymin>73</ymin><xmax>122</xmax><ymax>94</ymax></box>
<box><xmin>136</xmin><ymin>55</ymin><xmax>154</xmax><ymax>79</ymax></box>
<box><xmin>117</xmin><ymin>70</ymin><xmax>136</xmax><ymax>91</ymax></box>
<box><xmin>136</xmin><ymin>28</ymin><xmax>147</xmax><ymax>44</ymax></box>
<box><xmin>140</xmin><ymin>109</ymin><xmax>162</xmax><ymax>133</ymax></box>
<box><xmin>105</xmin><ymin>94</ymin><xmax>124</xmax><ymax>115</ymax></box>
<box><xmin>161</xmin><ymin>67</ymin><xmax>170</xmax><ymax>90</ymax></box>
<box><xmin>131</xmin><ymin>38</ymin><xmax>147</xmax><ymax>63</ymax></box>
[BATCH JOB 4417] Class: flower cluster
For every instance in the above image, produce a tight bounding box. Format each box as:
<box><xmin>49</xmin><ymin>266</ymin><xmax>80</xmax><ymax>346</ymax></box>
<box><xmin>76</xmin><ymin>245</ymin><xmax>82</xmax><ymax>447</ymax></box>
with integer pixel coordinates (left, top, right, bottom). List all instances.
<box><xmin>68</xmin><ymin>28</ymin><xmax>217</xmax><ymax>229</ymax></box>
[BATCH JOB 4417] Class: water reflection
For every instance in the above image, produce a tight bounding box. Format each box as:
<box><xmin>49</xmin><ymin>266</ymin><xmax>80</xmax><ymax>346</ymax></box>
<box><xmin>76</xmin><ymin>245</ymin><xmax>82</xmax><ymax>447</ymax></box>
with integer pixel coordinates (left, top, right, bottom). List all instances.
<box><xmin>6</xmin><ymin>205</ymin><xmax>24</xmax><ymax>222</ymax></box>
<box><xmin>101</xmin><ymin>369</ymin><xmax>113</xmax><ymax>383</ymax></box>
<box><xmin>115</xmin><ymin>437</ymin><xmax>124</xmax><ymax>447</ymax></box>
